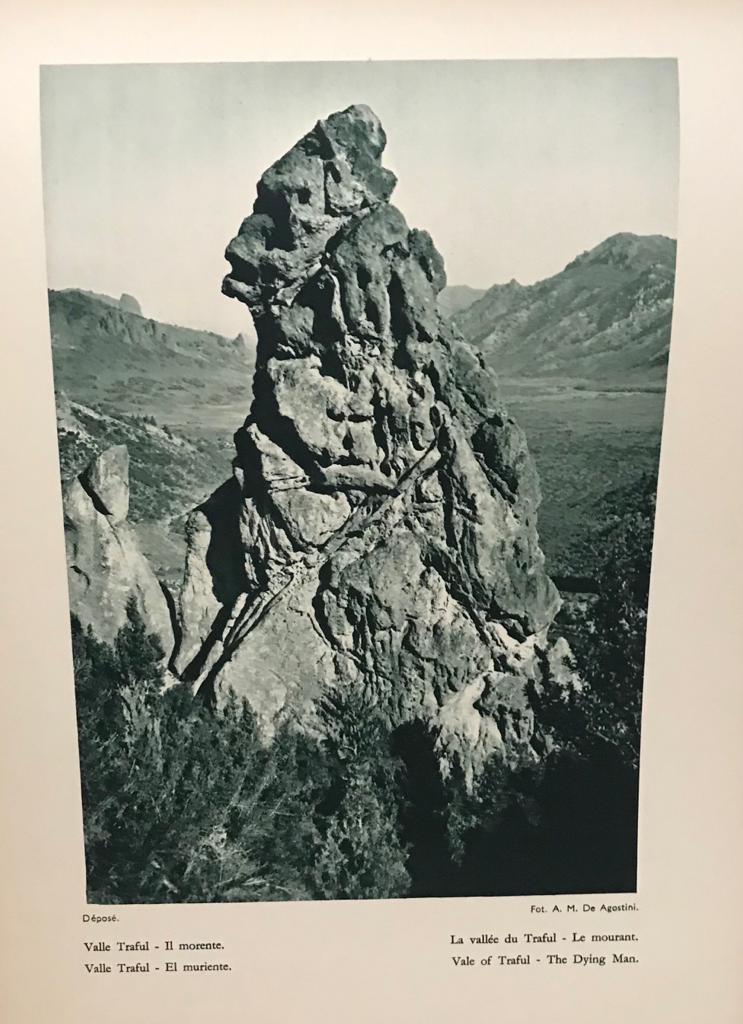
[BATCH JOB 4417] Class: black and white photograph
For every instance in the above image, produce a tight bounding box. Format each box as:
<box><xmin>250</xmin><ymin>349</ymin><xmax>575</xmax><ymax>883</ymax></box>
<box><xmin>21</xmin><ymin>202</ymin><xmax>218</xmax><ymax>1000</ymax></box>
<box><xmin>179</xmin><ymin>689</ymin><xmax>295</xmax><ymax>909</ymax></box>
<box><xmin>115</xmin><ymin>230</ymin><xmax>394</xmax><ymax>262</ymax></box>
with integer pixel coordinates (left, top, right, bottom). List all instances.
<box><xmin>40</xmin><ymin>58</ymin><xmax>679</xmax><ymax>904</ymax></box>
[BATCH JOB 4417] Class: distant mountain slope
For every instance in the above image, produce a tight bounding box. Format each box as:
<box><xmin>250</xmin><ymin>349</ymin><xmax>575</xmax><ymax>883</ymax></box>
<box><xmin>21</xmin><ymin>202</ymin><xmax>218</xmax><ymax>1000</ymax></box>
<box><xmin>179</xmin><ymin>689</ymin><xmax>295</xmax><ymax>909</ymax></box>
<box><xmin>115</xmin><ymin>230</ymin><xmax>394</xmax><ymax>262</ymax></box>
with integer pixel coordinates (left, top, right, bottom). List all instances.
<box><xmin>451</xmin><ymin>233</ymin><xmax>676</xmax><ymax>382</ymax></box>
<box><xmin>61</xmin><ymin>288</ymin><xmax>142</xmax><ymax>313</ymax></box>
<box><xmin>49</xmin><ymin>288</ymin><xmax>256</xmax><ymax>582</ymax></box>
<box><xmin>48</xmin><ymin>288</ymin><xmax>253</xmax><ymax>427</ymax></box>
<box><xmin>437</xmin><ymin>284</ymin><xmax>486</xmax><ymax>319</ymax></box>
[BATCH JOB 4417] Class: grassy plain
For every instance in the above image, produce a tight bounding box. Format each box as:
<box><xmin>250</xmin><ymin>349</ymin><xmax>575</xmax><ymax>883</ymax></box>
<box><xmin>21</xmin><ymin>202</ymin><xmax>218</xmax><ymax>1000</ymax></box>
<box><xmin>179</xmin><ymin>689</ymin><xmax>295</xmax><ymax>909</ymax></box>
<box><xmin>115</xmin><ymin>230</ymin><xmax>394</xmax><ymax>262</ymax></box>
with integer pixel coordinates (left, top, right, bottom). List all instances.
<box><xmin>501</xmin><ymin>378</ymin><xmax>665</xmax><ymax>580</ymax></box>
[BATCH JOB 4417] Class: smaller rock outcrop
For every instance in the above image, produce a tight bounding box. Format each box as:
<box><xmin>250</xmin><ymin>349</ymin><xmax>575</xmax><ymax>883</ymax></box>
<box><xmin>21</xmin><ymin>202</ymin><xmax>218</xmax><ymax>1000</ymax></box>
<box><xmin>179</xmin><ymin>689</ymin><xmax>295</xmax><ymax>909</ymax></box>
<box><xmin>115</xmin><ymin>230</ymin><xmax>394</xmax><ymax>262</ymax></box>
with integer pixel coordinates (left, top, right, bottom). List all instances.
<box><xmin>119</xmin><ymin>293</ymin><xmax>142</xmax><ymax>316</ymax></box>
<box><xmin>79</xmin><ymin>445</ymin><xmax>130</xmax><ymax>522</ymax></box>
<box><xmin>63</xmin><ymin>446</ymin><xmax>173</xmax><ymax>654</ymax></box>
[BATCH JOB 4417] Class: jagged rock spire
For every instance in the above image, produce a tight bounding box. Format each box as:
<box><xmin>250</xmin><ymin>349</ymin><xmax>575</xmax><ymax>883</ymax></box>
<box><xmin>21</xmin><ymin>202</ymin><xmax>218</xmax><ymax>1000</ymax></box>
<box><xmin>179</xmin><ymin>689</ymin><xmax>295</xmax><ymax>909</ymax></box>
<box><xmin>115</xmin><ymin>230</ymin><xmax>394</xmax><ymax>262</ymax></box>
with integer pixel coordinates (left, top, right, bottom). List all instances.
<box><xmin>173</xmin><ymin>104</ymin><xmax>564</xmax><ymax>775</ymax></box>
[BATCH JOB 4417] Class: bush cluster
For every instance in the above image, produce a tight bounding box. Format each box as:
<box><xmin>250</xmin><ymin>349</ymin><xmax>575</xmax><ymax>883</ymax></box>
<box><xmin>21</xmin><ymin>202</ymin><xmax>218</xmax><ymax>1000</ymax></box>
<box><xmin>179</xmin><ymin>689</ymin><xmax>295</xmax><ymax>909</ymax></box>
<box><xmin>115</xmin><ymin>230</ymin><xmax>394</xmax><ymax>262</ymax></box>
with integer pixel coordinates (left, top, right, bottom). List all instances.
<box><xmin>74</xmin><ymin>487</ymin><xmax>651</xmax><ymax>902</ymax></box>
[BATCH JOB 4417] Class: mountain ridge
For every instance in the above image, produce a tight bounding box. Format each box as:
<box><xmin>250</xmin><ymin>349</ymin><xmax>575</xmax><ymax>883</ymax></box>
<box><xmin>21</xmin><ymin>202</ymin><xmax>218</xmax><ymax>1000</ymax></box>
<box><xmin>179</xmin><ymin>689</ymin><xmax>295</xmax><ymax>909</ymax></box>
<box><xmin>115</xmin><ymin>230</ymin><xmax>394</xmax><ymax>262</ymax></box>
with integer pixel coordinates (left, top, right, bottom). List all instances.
<box><xmin>51</xmin><ymin>233</ymin><xmax>672</xmax><ymax>593</ymax></box>
<box><xmin>449</xmin><ymin>231</ymin><xmax>676</xmax><ymax>382</ymax></box>
<box><xmin>436</xmin><ymin>284</ymin><xmax>487</xmax><ymax>319</ymax></box>
<box><xmin>50</xmin><ymin>287</ymin><xmax>250</xmax><ymax>359</ymax></box>
<box><xmin>48</xmin><ymin>287</ymin><xmax>254</xmax><ymax>431</ymax></box>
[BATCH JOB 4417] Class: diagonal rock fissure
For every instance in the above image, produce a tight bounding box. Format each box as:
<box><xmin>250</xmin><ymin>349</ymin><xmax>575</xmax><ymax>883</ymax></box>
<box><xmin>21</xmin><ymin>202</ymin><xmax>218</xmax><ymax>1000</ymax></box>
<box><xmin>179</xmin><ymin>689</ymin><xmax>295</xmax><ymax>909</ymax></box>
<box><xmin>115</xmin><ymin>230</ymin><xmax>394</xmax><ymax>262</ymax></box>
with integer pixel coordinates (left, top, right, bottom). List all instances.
<box><xmin>192</xmin><ymin>434</ymin><xmax>443</xmax><ymax>696</ymax></box>
<box><xmin>170</xmin><ymin>103</ymin><xmax>570</xmax><ymax>768</ymax></box>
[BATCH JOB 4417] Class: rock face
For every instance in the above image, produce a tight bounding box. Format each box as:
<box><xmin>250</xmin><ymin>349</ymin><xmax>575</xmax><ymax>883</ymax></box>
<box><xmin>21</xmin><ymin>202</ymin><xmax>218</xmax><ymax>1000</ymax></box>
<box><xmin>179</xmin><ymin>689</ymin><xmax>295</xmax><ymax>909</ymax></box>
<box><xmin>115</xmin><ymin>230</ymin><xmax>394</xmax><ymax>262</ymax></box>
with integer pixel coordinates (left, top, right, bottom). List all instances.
<box><xmin>173</xmin><ymin>104</ymin><xmax>564</xmax><ymax>774</ymax></box>
<box><xmin>63</xmin><ymin>446</ymin><xmax>173</xmax><ymax>654</ymax></box>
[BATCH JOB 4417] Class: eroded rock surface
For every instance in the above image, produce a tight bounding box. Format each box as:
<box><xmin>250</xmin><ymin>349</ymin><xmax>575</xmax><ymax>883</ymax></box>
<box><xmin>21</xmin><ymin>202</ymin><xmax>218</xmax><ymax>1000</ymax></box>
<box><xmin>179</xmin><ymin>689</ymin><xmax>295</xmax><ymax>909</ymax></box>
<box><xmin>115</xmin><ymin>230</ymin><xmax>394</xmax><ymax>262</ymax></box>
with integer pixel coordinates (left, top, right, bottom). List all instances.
<box><xmin>63</xmin><ymin>446</ymin><xmax>173</xmax><ymax>654</ymax></box>
<box><xmin>174</xmin><ymin>104</ymin><xmax>565</xmax><ymax>774</ymax></box>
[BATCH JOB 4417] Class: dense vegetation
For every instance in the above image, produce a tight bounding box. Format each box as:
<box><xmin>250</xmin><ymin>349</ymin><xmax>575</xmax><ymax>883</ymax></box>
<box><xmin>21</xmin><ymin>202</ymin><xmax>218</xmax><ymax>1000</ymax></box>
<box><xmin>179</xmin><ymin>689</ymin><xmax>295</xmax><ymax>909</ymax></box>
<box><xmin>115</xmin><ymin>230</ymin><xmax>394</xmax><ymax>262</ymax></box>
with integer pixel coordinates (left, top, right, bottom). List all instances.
<box><xmin>74</xmin><ymin>484</ymin><xmax>651</xmax><ymax>903</ymax></box>
<box><xmin>437</xmin><ymin>483</ymin><xmax>653</xmax><ymax>897</ymax></box>
<box><xmin>74</xmin><ymin>600</ymin><xmax>411</xmax><ymax>903</ymax></box>
<box><xmin>502</xmin><ymin>382</ymin><xmax>663</xmax><ymax>581</ymax></box>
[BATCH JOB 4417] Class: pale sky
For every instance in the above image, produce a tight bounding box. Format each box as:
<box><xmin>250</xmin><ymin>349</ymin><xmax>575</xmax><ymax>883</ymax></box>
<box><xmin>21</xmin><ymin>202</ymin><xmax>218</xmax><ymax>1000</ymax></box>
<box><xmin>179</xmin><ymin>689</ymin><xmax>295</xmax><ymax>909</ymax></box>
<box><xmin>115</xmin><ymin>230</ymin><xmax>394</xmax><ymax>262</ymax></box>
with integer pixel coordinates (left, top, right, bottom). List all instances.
<box><xmin>40</xmin><ymin>59</ymin><xmax>678</xmax><ymax>338</ymax></box>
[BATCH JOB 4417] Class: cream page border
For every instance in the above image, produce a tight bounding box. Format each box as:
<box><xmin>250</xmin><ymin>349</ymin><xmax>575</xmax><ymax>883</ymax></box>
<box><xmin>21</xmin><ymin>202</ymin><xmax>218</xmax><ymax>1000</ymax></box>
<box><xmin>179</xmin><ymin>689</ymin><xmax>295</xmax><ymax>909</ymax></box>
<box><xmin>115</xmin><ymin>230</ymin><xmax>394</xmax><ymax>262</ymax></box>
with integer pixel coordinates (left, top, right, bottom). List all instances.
<box><xmin>1</xmin><ymin>3</ymin><xmax>741</xmax><ymax>1022</ymax></box>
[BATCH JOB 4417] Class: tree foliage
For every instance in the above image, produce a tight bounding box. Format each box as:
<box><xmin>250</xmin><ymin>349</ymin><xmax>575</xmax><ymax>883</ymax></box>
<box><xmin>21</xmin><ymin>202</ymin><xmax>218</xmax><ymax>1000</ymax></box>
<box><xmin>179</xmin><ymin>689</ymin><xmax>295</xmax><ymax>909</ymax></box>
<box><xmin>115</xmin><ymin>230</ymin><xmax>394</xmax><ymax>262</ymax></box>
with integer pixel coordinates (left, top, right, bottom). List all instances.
<box><xmin>312</xmin><ymin>686</ymin><xmax>410</xmax><ymax>900</ymax></box>
<box><xmin>73</xmin><ymin>611</ymin><xmax>408</xmax><ymax>903</ymax></box>
<box><xmin>535</xmin><ymin>481</ymin><xmax>655</xmax><ymax>768</ymax></box>
<box><xmin>429</xmin><ymin>486</ymin><xmax>655</xmax><ymax>896</ymax></box>
<box><xmin>72</xmin><ymin>479</ymin><xmax>654</xmax><ymax>903</ymax></box>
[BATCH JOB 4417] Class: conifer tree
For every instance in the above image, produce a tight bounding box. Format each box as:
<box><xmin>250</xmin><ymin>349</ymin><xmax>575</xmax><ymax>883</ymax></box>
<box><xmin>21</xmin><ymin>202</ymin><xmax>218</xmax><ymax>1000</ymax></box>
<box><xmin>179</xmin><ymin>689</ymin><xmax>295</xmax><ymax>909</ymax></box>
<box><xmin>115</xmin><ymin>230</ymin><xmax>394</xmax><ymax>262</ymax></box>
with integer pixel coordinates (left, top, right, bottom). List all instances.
<box><xmin>312</xmin><ymin>686</ymin><xmax>410</xmax><ymax>899</ymax></box>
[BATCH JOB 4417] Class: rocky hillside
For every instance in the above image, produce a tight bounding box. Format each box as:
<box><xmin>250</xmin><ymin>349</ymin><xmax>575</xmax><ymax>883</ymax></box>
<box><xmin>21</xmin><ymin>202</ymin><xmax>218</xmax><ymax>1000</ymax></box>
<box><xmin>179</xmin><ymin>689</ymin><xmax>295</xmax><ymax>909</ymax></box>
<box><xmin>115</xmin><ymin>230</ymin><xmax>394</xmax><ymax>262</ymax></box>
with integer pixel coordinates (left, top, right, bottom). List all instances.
<box><xmin>56</xmin><ymin>392</ymin><xmax>234</xmax><ymax>584</ymax></box>
<box><xmin>56</xmin><ymin>391</ymin><xmax>224</xmax><ymax>517</ymax></box>
<box><xmin>48</xmin><ymin>287</ymin><xmax>253</xmax><ymax>426</ymax></box>
<box><xmin>452</xmin><ymin>232</ymin><xmax>676</xmax><ymax>382</ymax></box>
<box><xmin>60</xmin><ymin>104</ymin><xmax>574</xmax><ymax>778</ymax></box>
<box><xmin>50</xmin><ymin>290</ymin><xmax>256</xmax><ymax>580</ymax></box>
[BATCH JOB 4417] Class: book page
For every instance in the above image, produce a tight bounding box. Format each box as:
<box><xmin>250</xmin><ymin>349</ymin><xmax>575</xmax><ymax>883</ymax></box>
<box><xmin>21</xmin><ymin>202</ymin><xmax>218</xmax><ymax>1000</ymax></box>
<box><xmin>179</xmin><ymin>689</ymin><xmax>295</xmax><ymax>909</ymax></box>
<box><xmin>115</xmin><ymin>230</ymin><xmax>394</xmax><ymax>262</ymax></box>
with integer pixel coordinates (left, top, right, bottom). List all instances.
<box><xmin>1</xmin><ymin>3</ymin><xmax>741</xmax><ymax>1022</ymax></box>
